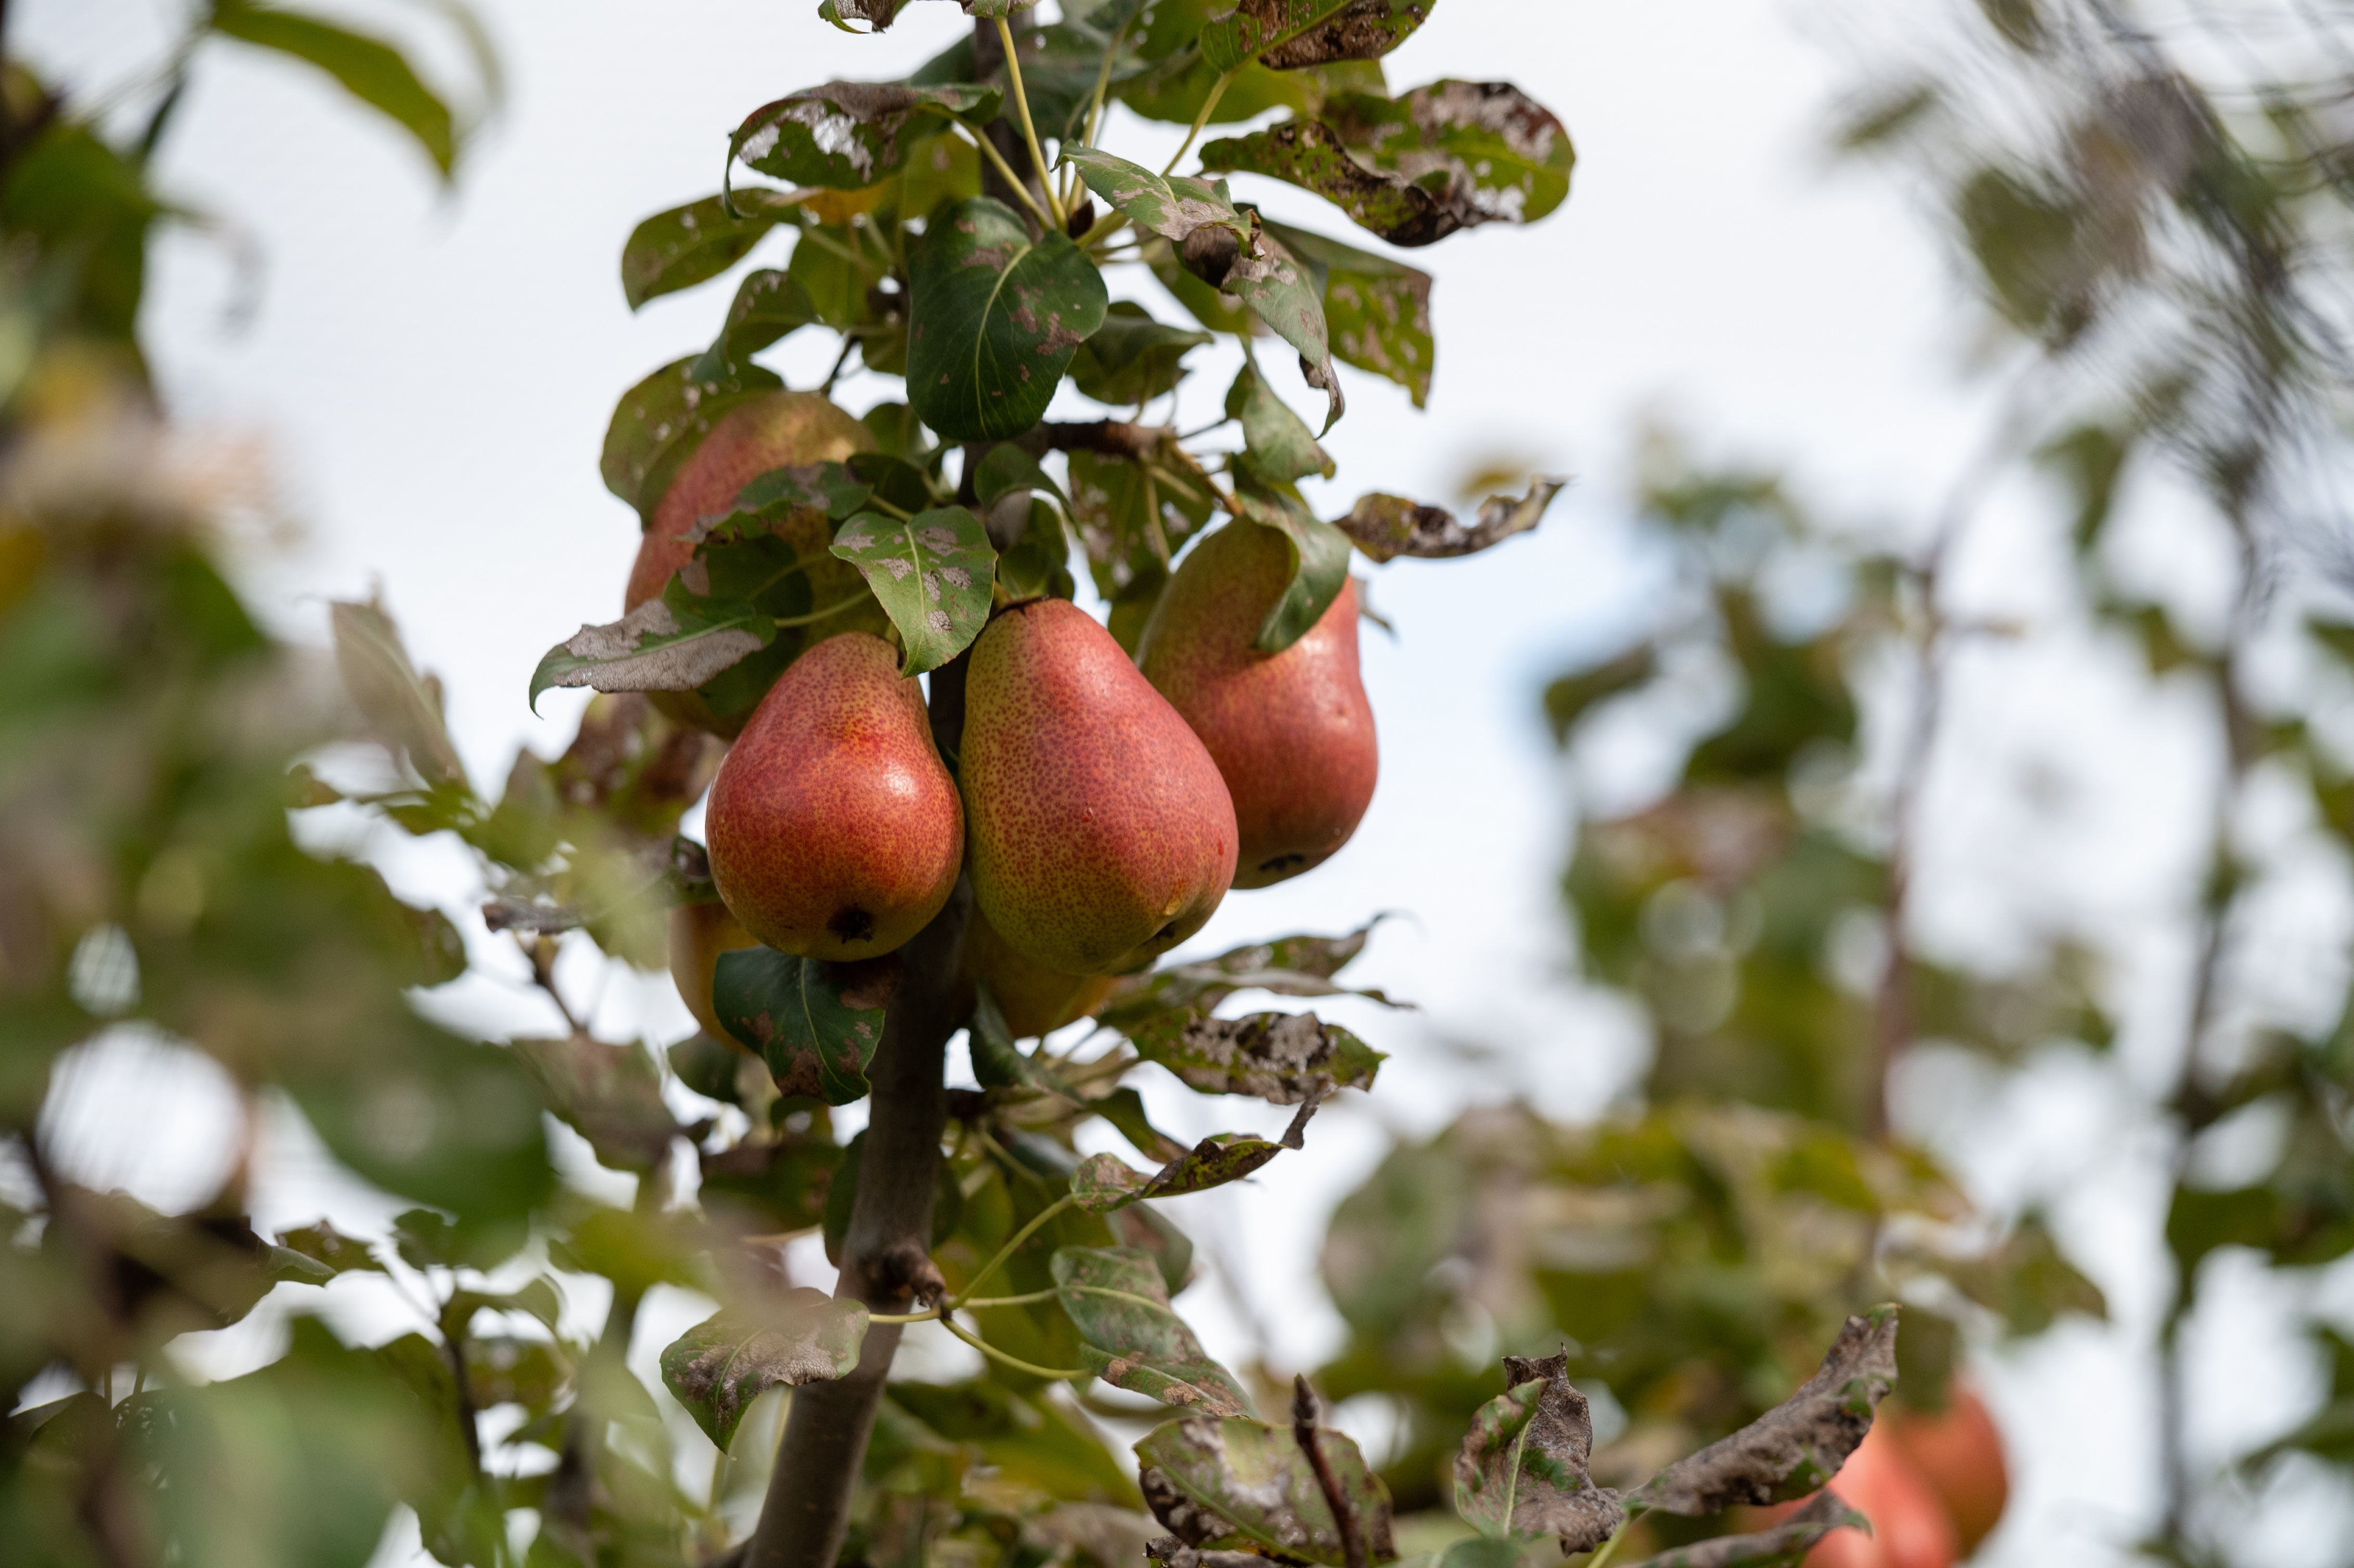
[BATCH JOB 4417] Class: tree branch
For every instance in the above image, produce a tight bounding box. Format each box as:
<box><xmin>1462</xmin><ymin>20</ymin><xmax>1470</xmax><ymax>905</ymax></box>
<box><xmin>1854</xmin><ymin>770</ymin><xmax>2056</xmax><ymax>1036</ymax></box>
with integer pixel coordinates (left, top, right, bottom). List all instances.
<box><xmin>1013</xmin><ymin>420</ymin><xmax>1170</xmax><ymax>460</ymax></box>
<box><xmin>1291</xmin><ymin>1376</ymin><xmax>1369</xmax><ymax>1568</ymax></box>
<box><xmin>742</xmin><ymin>656</ymin><xmax>973</xmax><ymax>1568</ymax></box>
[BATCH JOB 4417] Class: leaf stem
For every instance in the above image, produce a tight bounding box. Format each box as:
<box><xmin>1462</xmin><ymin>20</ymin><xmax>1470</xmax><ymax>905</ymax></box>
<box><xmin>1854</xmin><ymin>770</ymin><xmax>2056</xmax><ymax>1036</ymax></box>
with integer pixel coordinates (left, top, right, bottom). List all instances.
<box><xmin>995</xmin><ymin>16</ymin><xmax>1067</xmax><ymax>228</ymax></box>
<box><xmin>1292</xmin><ymin>1377</ymin><xmax>1371</xmax><ymax>1568</ymax></box>
<box><xmin>1063</xmin><ymin>11</ymin><xmax>1133</xmax><ymax>207</ymax></box>
<box><xmin>949</xmin><ymin>119</ymin><xmax>1056</xmax><ymax>230</ymax></box>
<box><xmin>1584</xmin><ymin>1517</ymin><xmax>1636</xmax><ymax>1568</ymax></box>
<box><xmin>950</xmin><ymin>1191</ymin><xmax>1077</xmax><ymax>1307</ymax></box>
<box><xmin>939</xmin><ymin>1313</ymin><xmax>1089</xmax><ymax>1380</ymax></box>
<box><xmin>1161</xmin><ymin>66</ymin><xmax>1238</xmax><ymax>177</ymax></box>
<box><xmin>770</xmin><ymin>593</ymin><xmax>872</xmax><ymax>631</ymax></box>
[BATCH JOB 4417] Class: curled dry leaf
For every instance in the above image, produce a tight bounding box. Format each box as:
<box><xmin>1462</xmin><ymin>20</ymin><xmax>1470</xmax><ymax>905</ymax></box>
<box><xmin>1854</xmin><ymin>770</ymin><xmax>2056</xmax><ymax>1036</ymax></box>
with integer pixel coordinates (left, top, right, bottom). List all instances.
<box><xmin>1070</xmin><ymin>1133</ymin><xmax>1287</xmax><ymax>1212</ymax></box>
<box><xmin>1616</xmin><ymin>1492</ymin><xmax>1869</xmax><ymax>1568</ymax></box>
<box><xmin>1629</xmin><ymin>1306</ymin><xmax>1900</xmax><ymax>1518</ymax></box>
<box><xmin>658</xmin><ymin>1289</ymin><xmax>871</xmax><ymax>1452</ymax></box>
<box><xmin>1135</xmin><ymin>1413</ymin><xmax>1396</xmax><ymax>1567</ymax></box>
<box><xmin>527</xmin><ymin>594</ymin><xmax>769</xmax><ymax>712</ymax></box>
<box><xmin>1336</xmin><ymin>478</ymin><xmax>1564</xmax><ymax>562</ymax></box>
<box><xmin>1455</xmin><ymin>1351</ymin><xmax>1624</xmax><ymax>1552</ymax></box>
<box><xmin>1052</xmin><ymin>1246</ymin><xmax>1256</xmax><ymax>1417</ymax></box>
<box><xmin>1125</xmin><ymin>1010</ymin><xmax>1385</xmax><ymax>1105</ymax></box>
<box><xmin>1101</xmin><ymin>922</ymin><xmax>1396</xmax><ymax>1027</ymax></box>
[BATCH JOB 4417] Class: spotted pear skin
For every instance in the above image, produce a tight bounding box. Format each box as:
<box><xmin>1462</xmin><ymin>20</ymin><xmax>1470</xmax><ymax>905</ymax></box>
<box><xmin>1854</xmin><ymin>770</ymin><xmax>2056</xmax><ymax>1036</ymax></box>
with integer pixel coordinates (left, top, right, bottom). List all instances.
<box><xmin>624</xmin><ymin>391</ymin><xmax>888</xmax><ymax>737</ymax></box>
<box><xmin>705</xmin><ymin>632</ymin><xmax>962</xmax><ymax>961</ymax></box>
<box><xmin>1136</xmin><ymin>520</ymin><xmax>1377</xmax><ymax>888</ymax></box>
<box><xmin>961</xmin><ymin>598</ymin><xmax>1237</xmax><ymax>977</ymax></box>
<box><xmin>959</xmin><ymin>905</ymin><xmax>1119</xmax><ymax>1038</ymax></box>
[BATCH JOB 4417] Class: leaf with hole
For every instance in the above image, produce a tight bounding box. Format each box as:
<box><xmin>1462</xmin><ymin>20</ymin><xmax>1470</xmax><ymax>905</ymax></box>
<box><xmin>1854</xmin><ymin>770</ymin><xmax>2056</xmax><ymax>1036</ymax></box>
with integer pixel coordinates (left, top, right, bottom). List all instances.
<box><xmin>1123</xmin><ymin>1010</ymin><xmax>1385</xmax><ymax>1105</ymax></box>
<box><xmin>906</xmin><ymin>197</ymin><xmax>1109</xmax><ymax>440</ymax></box>
<box><xmin>829</xmin><ymin>505</ymin><xmax>996</xmax><ymax>675</ymax></box>
<box><xmin>1337</xmin><ymin>478</ymin><xmax>1563</xmax><ymax>561</ymax></box>
<box><xmin>1051</xmin><ymin>1246</ymin><xmax>1254</xmax><ymax>1416</ymax></box>
<box><xmin>713</xmin><ymin>947</ymin><xmax>895</xmax><ymax>1105</ymax></box>
<box><xmin>659</xmin><ymin>1291</ymin><xmax>871</xmax><ymax>1452</ymax></box>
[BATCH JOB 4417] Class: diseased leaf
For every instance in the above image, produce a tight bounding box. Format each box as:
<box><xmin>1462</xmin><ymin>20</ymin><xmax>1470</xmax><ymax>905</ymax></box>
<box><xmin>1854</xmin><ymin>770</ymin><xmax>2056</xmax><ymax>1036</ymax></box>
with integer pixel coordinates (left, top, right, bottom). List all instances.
<box><xmin>1336</xmin><ymin>478</ymin><xmax>1564</xmax><ymax>561</ymax></box>
<box><xmin>623</xmin><ymin>195</ymin><xmax>789</xmax><ymax>310</ymax></box>
<box><xmin>1093</xmin><ymin>1087</ymin><xmax>1196</xmax><ymax>1167</ymax></box>
<box><xmin>1100</xmin><ymin>923</ymin><xmax>1395</xmax><ymax>1027</ymax></box>
<box><xmin>510</xmin><ymin>1033</ymin><xmax>679</xmax><ymax>1174</ymax></box>
<box><xmin>331</xmin><ymin>598</ymin><xmax>466</xmax><ymax>788</ymax></box>
<box><xmin>527</xmin><ymin>590</ymin><xmax>770</xmax><ymax>713</ymax></box>
<box><xmin>1198</xmin><ymin>0</ymin><xmax>1431</xmax><ymax>73</ymax></box>
<box><xmin>1136</xmin><ymin>1414</ymin><xmax>1396</xmax><ymax>1566</ymax></box>
<box><xmin>1204</xmin><ymin>119</ymin><xmax>1447</xmax><ymax>246</ymax></box>
<box><xmin>714</xmin><ymin>947</ymin><xmax>896</xmax><ymax>1105</ymax></box>
<box><xmin>1070</xmin><ymin>1134</ymin><xmax>1286</xmax><ymax>1211</ymax></box>
<box><xmin>600</xmin><ymin>353</ymin><xmax>785</xmax><ymax>521</ymax></box>
<box><xmin>1456</xmin><ymin>1352</ymin><xmax>1623</xmax><ymax>1551</ymax></box>
<box><xmin>1052</xmin><ymin>1247</ymin><xmax>1254</xmax><ymax>1416</ymax></box>
<box><xmin>211</xmin><ymin>1</ymin><xmax>458</xmax><ymax>175</ymax></box>
<box><xmin>1068</xmin><ymin>438</ymin><xmax>1218</xmax><ymax>602</ymax></box>
<box><xmin>658</xmin><ymin>1290</ymin><xmax>871</xmax><ymax>1452</ymax></box>
<box><xmin>729</xmin><ymin>82</ymin><xmax>1000</xmax><ymax>192</ymax></box>
<box><xmin>1076</xmin><ymin>302</ymin><xmax>1216</xmax><ymax>407</ymax></box>
<box><xmin>276</xmin><ymin>1221</ymin><xmax>385</xmax><ymax>1276</ymax></box>
<box><xmin>690</xmin><ymin>268</ymin><xmax>820</xmax><ymax>381</ymax></box>
<box><xmin>1617</xmin><ymin>1493</ymin><xmax>1868</xmax><ymax>1568</ymax></box>
<box><xmin>1262</xmin><ymin>218</ymin><xmax>1432</xmax><ymax>406</ymax></box>
<box><xmin>907</xmin><ymin>197</ymin><xmax>1109</xmax><ymax>440</ymax></box>
<box><xmin>1126</xmin><ymin>1011</ymin><xmax>1385</xmax><ymax>1105</ymax></box>
<box><xmin>829</xmin><ymin>505</ymin><xmax>996</xmax><ymax>675</ymax></box>
<box><xmin>1225</xmin><ymin>224</ymin><xmax>1343</xmax><ymax>431</ymax></box>
<box><xmin>1226</xmin><ymin>362</ymin><xmax>1331</xmax><ymax>481</ymax></box>
<box><xmin>1629</xmin><ymin>1308</ymin><xmax>1900</xmax><ymax>1517</ymax></box>
<box><xmin>1062</xmin><ymin>148</ymin><xmax>1255</xmax><ymax>252</ymax></box>
<box><xmin>972</xmin><ymin>985</ymin><xmax>1080</xmax><ymax>1097</ymax></box>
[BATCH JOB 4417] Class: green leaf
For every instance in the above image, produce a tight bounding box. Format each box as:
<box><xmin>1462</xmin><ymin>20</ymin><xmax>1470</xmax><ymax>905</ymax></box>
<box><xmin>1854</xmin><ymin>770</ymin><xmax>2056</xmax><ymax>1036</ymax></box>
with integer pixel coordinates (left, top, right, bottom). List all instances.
<box><xmin>599</xmin><ymin>354</ymin><xmax>784</xmax><ymax>522</ymax></box>
<box><xmin>1221</xmin><ymin>489</ymin><xmax>1353</xmax><ymax>653</ymax></box>
<box><xmin>975</xmin><ymin>442</ymin><xmax>1068</xmax><ymax>509</ymax></box>
<box><xmin>1615</xmin><ymin>1493</ymin><xmax>1869</xmax><ymax>1568</ymax></box>
<box><xmin>1226</xmin><ymin>362</ymin><xmax>1331</xmax><ymax>482</ymax></box>
<box><xmin>622</xmin><ymin>195</ymin><xmax>787</xmax><ymax>310</ymax></box>
<box><xmin>888</xmin><ymin>1381</ymin><xmax>1142</xmax><ymax>1505</ymax></box>
<box><xmin>729</xmin><ymin>82</ymin><xmax>1001</xmax><ymax>192</ymax></box>
<box><xmin>1225</xmin><ymin>224</ymin><xmax>1343</xmax><ymax>430</ymax></box>
<box><xmin>997</xmin><ymin>498</ymin><xmax>1078</xmax><ymax>600</ymax></box>
<box><xmin>972</xmin><ymin>986</ymin><xmax>1079</xmax><ymax>1096</ymax></box>
<box><xmin>1454</xmin><ymin>1352</ymin><xmax>1622</xmax><ymax>1551</ymax></box>
<box><xmin>1198</xmin><ymin>0</ymin><xmax>1430</xmax><ymax>72</ymax></box>
<box><xmin>276</xmin><ymin>1221</ymin><xmax>386</xmax><ymax>1277</ymax></box>
<box><xmin>1126</xmin><ymin>1010</ymin><xmax>1384</xmax><ymax>1105</ymax></box>
<box><xmin>1262</xmin><ymin>218</ymin><xmax>1433</xmax><ymax>406</ymax></box>
<box><xmin>1134</xmin><ymin>1414</ymin><xmax>1395</xmax><ymax>1565</ymax></box>
<box><xmin>1090</xmin><ymin>1086</ymin><xmax>1195</xmax><ymax>1165</ymax></box>
<box><xmin>713</xmin><ymin>946</ymin><xmax>894</xmax><ymax>1104</ymax></box>
<box><xmin>689</xmin><ymin>268</ymin><xmax>820</xmax><ymax>380</ymax></box>
<box><xmin>1061</xmin><ymin>147</ymin><xmax>1253</xmax><ymax>251</ymax></box>
<box><xmin>1204</xmin><ymin>84</ymin><xmax>1573</xmax><ymax>247</ymax></box>
<box><xmin>1070</xmin><ymin>1133</ymin><xmax>1288</xmax><ymax>1212</ymax></box>
<box><xmin>906</xmin><ymin>197</ymin><xmax>1109</xmax><ymax>441</ymax></box>
<box><xmin>1628</xmin><ymin>1308</ymin><xmax>1898</xmax><ymax>1516</ymax></box>
<box><xmin>1336</xmin><ymin>478</ymin><xmax>1564</xmax><ymax>561</ymax></box>
<box><xmin>829</xmin><ymin>505</ymin><xmax>997</xmax><ymax>675</ymax></box>
<box><xmin>1074</xmin><ymin>302</ymin><xmax>1215</xmax><ymax>407</ymax></box>
<box><xmin>658</xmin><ymin>1291</ymin><xmax>871</xmax><ymax>1452</ymax></box>
<box><xmin>1051</xmin><ymin>1246</ymin><xmax>1254</xmax><ymax>1416</ymax></box>
<box><xmin>510</xmin><ymin>1034</ymin><xmax>679</xmax><ymax>1174</ymax></box>
<box><xmin>211</xmin><ymin>1</ymin><xmax>458</xmax><ymax>176</ymax></box>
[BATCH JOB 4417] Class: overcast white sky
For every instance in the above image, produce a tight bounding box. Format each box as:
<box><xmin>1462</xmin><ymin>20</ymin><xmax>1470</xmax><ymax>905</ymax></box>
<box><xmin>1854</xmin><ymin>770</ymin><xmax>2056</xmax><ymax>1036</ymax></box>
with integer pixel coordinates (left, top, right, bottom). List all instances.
<box><xmin>25</xmin><ymin>2</ymin><xmax>2354</xmax><ymax>1564</ymax></box>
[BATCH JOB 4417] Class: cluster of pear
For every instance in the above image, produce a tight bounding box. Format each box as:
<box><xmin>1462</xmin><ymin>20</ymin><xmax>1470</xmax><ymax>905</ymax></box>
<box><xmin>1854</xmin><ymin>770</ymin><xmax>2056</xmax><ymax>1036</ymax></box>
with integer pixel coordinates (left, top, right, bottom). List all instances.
<box><xmin>652</xmin><ymin>394</ymin><xmax>1378</xmax><ymax>1038</ymax></box>
<box><xmin>1755</xmin><ymin>1381</ymin><xmax>2009</xmax><ymax>1568</ymax></box>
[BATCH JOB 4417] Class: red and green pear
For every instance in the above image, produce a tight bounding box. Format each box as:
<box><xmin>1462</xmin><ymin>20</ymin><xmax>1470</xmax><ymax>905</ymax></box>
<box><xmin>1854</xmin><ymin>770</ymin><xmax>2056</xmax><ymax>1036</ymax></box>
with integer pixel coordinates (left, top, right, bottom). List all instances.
<box><xmin>959</xmin><ymin>905</ymin><xmax>1119</xmax><ymax>1039</ymax></box>
<box><xmin>1136</xmin><ymin>519</ymin><xmax>1377</xmax><ymax>888</ymax></box>
<box><xmin>961</xmin><ymin>598</ymin><xmax>1237</xmax><ymax>977</ymax></box>
<box><xmin>1885</xmin><ymin>1382</ymin><xmax>2008</xmax><ymax>1554</ymax></box>
<box><xmin>668</xmin><ymin>900</ymin><xmax>761</xmax><ymax>1045</ymax></box>
<box><xmin>704</xmin><ymin>632</ymin><xmax>962</xmax><ymax>961</ymax></box>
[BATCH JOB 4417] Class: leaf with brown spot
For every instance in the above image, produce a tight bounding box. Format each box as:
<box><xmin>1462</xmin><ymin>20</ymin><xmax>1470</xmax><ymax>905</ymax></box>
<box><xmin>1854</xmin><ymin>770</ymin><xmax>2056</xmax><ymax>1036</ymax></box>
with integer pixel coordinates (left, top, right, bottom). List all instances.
<box><xmin>729</xmin><ymin>82</ymin><xmax>1000</xmax><ymax>193</ymax></box>
<box><xmin>658</xmin><ymin>1290</ymin><xmax>870</xmax><ymax>1452</ymax></box>
<box><xmin>1455</xmin><ymin>1351</ymin><xmax>1623</xmax><ymax>1552</ymax></box>
<box><xmin>1262</xmin><ymin>219</ymin><xmax>1432</xmax><ymax>407</ymax></box>
<box><xmin>1629</xmin><ymin>1308</ymin><xmax>1900</xmax><ymax>1517</ymax></box>
<box><xmin>1336</xmin><ymin>478</ymin><xmax>1564</xmax><ymax>562</ymax></box>
<box><xmin>907</xmin><ymin>196</ymin><xmax>1109</xmax><ymax>440</ymax></box>
<box><xmin>1069</xmin><ymin>1134</ymin><xmax>1286</xmax><ymax>1212</ymax></box>
<box><xmin>1199</xmin><ymin>0</ymin><xmax>1431</xmax><ymax>73</ymax></box>
<box><xmin>829</xmin><ymin>504</ymin><xmax>996</xmax><ymax>675</ymax></box>
<box><xmin>1100</xmin><ymin>922</ymin><xmax>1398</xmax><ymax>1028</ymax></box>
<box><xmin>1617</xmin><ymin>1493</ymin><xmax>1869</xmax><ymax>1568</ymax></box>
<box><xmin>713</xmin><ymin>947</ymin><xmax>896</xmax><ymax>1105</ymax></box>
<box><xmin>1125</xmin><ymin>1010</ymin><xmax>1385</xmax><ymax>1105</ymax></box>
<box><xmin>1135</xmin><ymin>1413</ymin><xmax>1396</xmax><ymax>1566</ymax></box>
<box><xmin>1052</xmin><ymin>1247</ymin><xmax>1254</xmax><ymax>1416</ymax></box>
<box><xmin>527</xmin><ymin>590</ymin><xmax>772</xmax><ymax>713</ymax></box>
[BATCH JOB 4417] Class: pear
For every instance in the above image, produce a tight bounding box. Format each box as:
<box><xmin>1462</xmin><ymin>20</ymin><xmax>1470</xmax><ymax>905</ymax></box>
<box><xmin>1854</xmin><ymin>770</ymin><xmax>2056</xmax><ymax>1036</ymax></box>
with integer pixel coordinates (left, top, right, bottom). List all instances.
<box><xmin>1136</xmin><ymin>520</ymin><xmax>1377</xmax><ymax>887</ymax></box>
<box><xmin>705</xmin><ymin>632</ymin><xmax>963</xmax><ymax>960</ymax></box>
<box><xmin>625</xmin><ymin>391</ymin><xmax>888</xmax><ymax>737</ymax></box>
<box><xmin>961</xmin><ymin>599</ymin><xmax>1237</xmax><ymax>976</ymax></box>
<box><xmin>960</xmin><ymin>905</ymin><xmax>1119</xmax><ymax>1038</ymax></box>
<box><xmin>669</xmin><ymin>900</ymin><xmax>762</xmax><ymax>1046</ymax></box>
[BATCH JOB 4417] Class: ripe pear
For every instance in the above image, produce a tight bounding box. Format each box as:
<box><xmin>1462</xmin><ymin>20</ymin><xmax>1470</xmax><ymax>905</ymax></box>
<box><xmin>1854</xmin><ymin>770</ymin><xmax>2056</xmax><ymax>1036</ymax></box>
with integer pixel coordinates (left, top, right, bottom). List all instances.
<box><xmin>624</xmin><ymin>391</ymin><xmax>888</xmax><ymax>737</ymax></box>
<box><xmin>705</xmin><ymin>632</ymin><xmax>962</xmax><ymax>960</ymax></box>
<box><xmin>961</xmin><ymin>599</ymin><xmax>1237</xmax><ymax>976</ymax></box>
<box><xmin>960</xmin><ymin>905</ymin><xmax>1119</xmax><ymax>1038</ymax></box>
<box><xmin>1885</xmin><ymin>1383</ymin><xmax>2007</xmax><ymax>1554</ymax></box>
<box><xmin>669</xmin><ymin>900</ymin><xmax>761</xmax><ymax>1046</ymax></box>
<box><xmin>1136</xmin><ymin>520</ymin><xmax>1377</xmax><ymax>888</ymax></box>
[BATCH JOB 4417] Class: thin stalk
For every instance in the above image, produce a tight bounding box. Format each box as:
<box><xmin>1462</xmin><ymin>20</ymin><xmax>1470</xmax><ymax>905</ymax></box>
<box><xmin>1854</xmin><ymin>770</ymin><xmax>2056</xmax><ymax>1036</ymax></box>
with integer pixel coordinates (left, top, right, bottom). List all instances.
<box><xmin>939</xmin><ymin>1314</ymin><xmax>1088</xmax><ymax>1380</ymax></box>
<box><xmin>948</xmin><ymin>119</ymin><xmax>1056</xmax><ymax>229</ymax></box>
<box><xmin>950</xmin><ymin>1192</ymin><xmax>1076</xmax><ymax>1306</ymax></box>
<box><xmin>995</xmin><ymin>16</ymin><xmax>1066</xmax><ymax>227</ymax></box>
<box><xmin>1062</xmin><ymin>10</ymin><xmax>1133</xmax><ymax>207</ymax></box>
<box><xmin>1161</xmin><ymin>66</ymin><xmax>1237</xmax><ymax>176</ymax></box>
<box><xmin>1584</xmin><ymin>1518</ymin><xmax>1633</xmax><ymax>1568</ymax></box>
<box><xmin>771</xmin><ymin>593</ymin><xmax>874</xmax><ymax>630</ymax></box>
